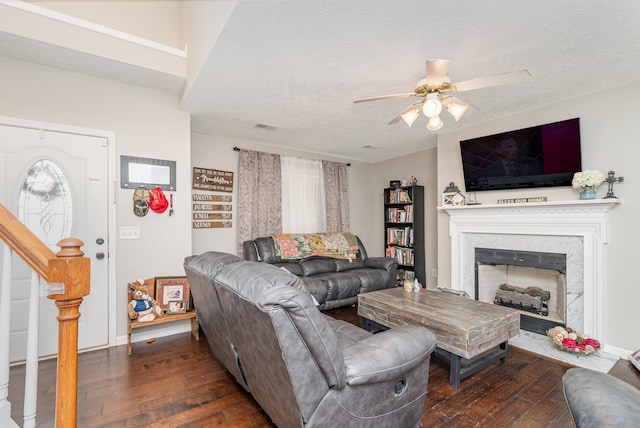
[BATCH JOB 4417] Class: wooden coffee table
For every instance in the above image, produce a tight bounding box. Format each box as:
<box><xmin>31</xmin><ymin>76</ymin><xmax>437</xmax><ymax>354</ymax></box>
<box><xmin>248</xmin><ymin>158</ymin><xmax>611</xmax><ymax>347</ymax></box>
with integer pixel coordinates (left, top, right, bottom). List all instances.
<box><xmin>358</xmin><ymin>288</ymin><xmax>520</xmax><ymax>387</ymax></box>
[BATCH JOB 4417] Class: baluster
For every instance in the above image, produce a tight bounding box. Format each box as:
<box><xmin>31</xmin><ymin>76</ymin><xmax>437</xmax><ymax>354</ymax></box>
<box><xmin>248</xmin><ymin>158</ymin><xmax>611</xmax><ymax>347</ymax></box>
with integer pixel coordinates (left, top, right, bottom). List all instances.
<box><xmin>0</xmin><ymin>244</ymin><xmax>17</xmax><ymax>427</ymax></box>
<box><xmin>22</xmin><ymin>271</ymin><xmax>40</xmax><ymax>428</ymax></box>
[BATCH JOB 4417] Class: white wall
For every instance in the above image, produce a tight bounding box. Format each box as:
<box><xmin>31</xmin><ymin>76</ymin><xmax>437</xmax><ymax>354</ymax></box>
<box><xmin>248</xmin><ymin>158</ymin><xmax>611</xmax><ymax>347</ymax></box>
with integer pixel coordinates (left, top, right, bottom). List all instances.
<box><xmin>436</xmin><ymin>80</ymin><xmax>640</xmax><ymax>353</ymax></box>
<box><xmin>31</xmin><ymin>0</ymin><xmax>183</xmax><ymax>48</ymax></box>
<box><xmin>368</xmin><ymin>149</ymin><xmax>439</xmax><ymax>289</ymax></box>
<box><xmin>0</xmin><ymin>56</ymin><xmax>192</xmax><ymax>341</ymax></box>
<box><xmin>190</xmin><ymin>135</ymin><xmax>443</xmax><ymax>294</ymax></box>
<box><xmin>180</xmin><ymin>1</ymin><xmax>236</xmax><ymax>99</ymax></box>
<box><xmin>190</xmin><ymin>133</ymin><xmax>377</xmax><ymax>256</ymax></box>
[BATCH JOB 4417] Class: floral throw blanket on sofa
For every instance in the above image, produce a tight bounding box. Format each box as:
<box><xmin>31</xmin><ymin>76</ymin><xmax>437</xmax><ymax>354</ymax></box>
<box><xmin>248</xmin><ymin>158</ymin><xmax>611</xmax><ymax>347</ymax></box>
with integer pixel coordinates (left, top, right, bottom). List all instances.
<box><xmin>271</xmin><ymin>232</ymin><xmax>360</xmax><ymax>260</ymax></box>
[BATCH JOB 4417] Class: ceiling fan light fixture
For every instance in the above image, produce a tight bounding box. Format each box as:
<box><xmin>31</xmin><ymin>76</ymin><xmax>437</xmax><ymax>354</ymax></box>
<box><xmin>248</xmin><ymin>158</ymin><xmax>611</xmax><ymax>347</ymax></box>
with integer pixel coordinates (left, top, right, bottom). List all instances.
<box><xmin>427</xmin><ymin>115</ymin><xmax>443</xmax><ymax>131</ymax></box>
<box><xmin>445</xmin><ymin>100</ymin><xmax>469</xmax><ymax>122</ymax></box>
<box><xmin>400</xmin><ymin>108</ymin><xmax>421</xmax><ymax>127</ymax></box>
<box><xmin>422</xmin><ymin>93</ymin><xmax>442</xmax><ymax>118</ymax></box>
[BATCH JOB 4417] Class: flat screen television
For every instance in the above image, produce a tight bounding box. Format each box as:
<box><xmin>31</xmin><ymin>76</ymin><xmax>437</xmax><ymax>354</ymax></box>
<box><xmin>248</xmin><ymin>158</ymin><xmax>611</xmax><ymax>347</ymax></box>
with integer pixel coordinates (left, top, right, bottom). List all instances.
<box><xmin>459</xmin><ymin>118</ymin><xmax>582</xmax><ymax>192</ymax></box>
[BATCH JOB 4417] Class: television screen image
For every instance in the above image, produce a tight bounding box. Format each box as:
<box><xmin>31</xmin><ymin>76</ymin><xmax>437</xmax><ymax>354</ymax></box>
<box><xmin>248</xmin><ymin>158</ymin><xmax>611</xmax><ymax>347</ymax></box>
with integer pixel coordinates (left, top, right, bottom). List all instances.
<box><xmin>460</xmin><ymin>118</ymin><xmax>582</xmax><ymax>192</ymax></box>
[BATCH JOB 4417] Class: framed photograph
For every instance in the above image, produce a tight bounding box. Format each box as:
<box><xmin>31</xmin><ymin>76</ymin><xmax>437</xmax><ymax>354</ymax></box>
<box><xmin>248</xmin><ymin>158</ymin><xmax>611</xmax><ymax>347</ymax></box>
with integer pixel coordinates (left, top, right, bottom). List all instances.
<box><xmin>167</xmin><ymin>300</ymin><xmax>187</xmax><ymax>314</ymax></box>
<box><xmin>155</xmin><ymin>277</ymin><xmax>190</xmax><ymax>311</ymax></box>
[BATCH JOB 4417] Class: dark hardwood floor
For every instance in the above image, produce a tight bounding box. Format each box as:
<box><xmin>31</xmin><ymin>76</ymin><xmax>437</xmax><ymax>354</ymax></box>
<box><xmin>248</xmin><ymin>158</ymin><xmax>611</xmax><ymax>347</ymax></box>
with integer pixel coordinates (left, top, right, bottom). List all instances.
<box><xmin>9</xmin><ymin>305</ymin><xmax>640</xmax><ymax>427</ymax></box>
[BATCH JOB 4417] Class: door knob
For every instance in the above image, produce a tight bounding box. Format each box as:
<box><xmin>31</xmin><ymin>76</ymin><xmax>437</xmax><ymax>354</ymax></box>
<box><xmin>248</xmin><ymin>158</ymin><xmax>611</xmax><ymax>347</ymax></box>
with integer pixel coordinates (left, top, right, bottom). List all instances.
<box><xmin>96</xmin><ymin>252</ymin><xmax>105</xmax><ymax>260</ymax></box>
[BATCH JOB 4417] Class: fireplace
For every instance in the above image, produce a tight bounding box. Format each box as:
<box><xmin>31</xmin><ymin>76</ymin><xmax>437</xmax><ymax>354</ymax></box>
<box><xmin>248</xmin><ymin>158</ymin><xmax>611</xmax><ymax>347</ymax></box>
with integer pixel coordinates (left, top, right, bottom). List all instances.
<box><xmin>439</xmin><ymin>199</ymin><xmax>619</xmax><ymax>348</ymax></box>
<box><xmin>475</xmin><ymin>247</ymin><xmax>566</xmax><ymax>335</ymax></box>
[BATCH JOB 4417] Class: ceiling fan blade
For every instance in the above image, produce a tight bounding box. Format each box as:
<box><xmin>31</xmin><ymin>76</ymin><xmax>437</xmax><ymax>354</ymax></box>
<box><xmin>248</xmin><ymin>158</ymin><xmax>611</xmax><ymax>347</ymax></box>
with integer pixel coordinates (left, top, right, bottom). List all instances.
<box><xmin>425</xmin><ymin>59</ymin><xmax>450</xmax><ymax>86</ymax></box>
<box><xmin>388</xmin><ymin>100</ymin><xmax>425</xmax><ymax>126</ymax></box>
<box><xmin>353</xmin><ymin>93</ymin><xmax>418</xmax><ymax>103</ymax></box>
<box><xmin>452</xmin><ymin>69</ymin><xmax>531</xmax><ymax>92</ymax></box>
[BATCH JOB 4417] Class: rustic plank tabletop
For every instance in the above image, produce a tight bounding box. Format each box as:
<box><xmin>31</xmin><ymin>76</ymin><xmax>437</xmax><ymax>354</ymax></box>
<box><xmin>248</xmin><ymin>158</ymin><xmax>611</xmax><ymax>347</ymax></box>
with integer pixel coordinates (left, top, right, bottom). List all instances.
<box><xmin>358</xmin><ymin>288</ymin><xmax>520</xmax><ymax>360</ymax></box>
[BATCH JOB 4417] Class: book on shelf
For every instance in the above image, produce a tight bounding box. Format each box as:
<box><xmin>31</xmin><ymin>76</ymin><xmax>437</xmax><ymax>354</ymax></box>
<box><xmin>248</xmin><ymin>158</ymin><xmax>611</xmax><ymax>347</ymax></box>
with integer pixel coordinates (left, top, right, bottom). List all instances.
<box><xmin>386</xmin><ymin>205</ymin><xmax>413</xmax><ymax>223</ymax></box>
<box><xmin>385</xmin><ymin>245</ymin><xmax>414</xmax><ymax>266</ymax></box>
<box><xmin>388</xmin><ymin>189</ymin><xmax>412</xmax><ymax>204</ymax></box>
<box><xmin>386</xmin><ymin>226</ymin><xmax>413</xmax><ymax>247</ymax></box>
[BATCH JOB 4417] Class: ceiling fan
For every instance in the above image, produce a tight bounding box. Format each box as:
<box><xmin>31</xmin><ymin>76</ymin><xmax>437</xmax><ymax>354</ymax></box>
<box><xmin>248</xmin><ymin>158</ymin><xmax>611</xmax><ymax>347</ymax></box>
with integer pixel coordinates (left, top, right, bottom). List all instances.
<box><xmin>354</xmin><ymin>59</ymin><xmax>531</xmax><ymax>131</ymax></box>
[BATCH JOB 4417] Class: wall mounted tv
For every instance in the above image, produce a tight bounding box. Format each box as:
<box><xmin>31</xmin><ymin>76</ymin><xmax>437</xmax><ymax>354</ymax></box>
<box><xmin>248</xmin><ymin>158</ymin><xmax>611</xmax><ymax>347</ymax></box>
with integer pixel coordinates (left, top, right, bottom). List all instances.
<box><xmin>459</xmin><ymin>118</ymin><xmax>582</xmax><ymax>192</ymax></box>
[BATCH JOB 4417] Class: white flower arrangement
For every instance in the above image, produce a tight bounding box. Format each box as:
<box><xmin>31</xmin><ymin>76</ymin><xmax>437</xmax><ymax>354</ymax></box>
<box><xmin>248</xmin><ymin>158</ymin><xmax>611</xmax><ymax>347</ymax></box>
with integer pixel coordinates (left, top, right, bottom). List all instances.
<box><xmin>572</xmin><ymin>169</ymin><xmax>605</xmax><ymax>190</ymax></box>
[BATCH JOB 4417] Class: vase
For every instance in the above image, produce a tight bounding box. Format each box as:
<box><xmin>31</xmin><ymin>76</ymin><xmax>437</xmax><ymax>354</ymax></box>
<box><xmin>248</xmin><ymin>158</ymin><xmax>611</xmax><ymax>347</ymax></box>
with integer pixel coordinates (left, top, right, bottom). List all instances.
<box><xmin>579</xmin><ymin>187</ymin><xmax>596</xmax><ymax>200</ymax></box>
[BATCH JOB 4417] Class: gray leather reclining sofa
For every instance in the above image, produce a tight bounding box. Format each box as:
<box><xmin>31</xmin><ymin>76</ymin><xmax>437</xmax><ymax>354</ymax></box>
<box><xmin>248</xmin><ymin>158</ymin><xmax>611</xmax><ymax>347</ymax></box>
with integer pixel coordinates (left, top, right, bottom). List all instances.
<box><xmin>242</xmin><ymin>235</ymin><xmax>397</xmax><ymax>310</ymax></box>
<box><xmin>184</xmin><ymin>251</ymin><xmax>437</xmax><ymax>428</ymax></box>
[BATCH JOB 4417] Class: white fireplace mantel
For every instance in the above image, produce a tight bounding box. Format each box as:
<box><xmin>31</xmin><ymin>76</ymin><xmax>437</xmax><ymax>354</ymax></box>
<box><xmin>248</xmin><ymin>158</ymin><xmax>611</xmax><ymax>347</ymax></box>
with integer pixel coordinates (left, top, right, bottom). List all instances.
<box><xmin>438</xmin><ymin>199</ymin><xmax>620</xmax><ymax>343</ymax></box>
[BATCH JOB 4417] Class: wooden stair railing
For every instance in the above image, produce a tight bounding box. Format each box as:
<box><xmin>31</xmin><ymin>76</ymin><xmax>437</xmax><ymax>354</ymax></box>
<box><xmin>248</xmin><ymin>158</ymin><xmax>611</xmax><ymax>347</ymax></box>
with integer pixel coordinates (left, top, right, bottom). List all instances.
<box><xmin>0</xmin><ymin>203</ymin><xmax>90</xmax><ymax>428</ymax></box>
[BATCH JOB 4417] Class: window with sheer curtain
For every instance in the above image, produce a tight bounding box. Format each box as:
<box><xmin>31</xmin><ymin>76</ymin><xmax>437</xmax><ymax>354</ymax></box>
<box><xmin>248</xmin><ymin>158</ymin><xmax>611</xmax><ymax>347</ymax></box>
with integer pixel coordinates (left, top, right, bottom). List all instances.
<box><xmin>237</xmin><ymin>149</ymin><xmax>350</xmax><ymax>254</ymax></box>
<box><xmin>281</xmin><ymin>156</ymin><xmax>326</xmax><ymax>233</ymax></box>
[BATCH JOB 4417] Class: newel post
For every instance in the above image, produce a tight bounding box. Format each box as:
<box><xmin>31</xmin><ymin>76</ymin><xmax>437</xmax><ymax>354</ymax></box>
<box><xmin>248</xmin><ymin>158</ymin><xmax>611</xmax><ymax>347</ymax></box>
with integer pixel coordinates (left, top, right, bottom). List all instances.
<box><xmin>47</xmin><ymin>238</ymin><xmax>90</xmax><ymax>428</ymax></box>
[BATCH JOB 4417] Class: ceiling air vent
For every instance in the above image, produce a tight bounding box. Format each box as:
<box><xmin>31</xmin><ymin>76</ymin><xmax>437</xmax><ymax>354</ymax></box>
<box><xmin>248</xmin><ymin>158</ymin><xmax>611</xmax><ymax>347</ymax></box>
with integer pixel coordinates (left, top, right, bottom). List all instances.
<box><xmin>255</xmin><ymin>123</ymin><xmax>278</xmax><ymax>131</ymax></box>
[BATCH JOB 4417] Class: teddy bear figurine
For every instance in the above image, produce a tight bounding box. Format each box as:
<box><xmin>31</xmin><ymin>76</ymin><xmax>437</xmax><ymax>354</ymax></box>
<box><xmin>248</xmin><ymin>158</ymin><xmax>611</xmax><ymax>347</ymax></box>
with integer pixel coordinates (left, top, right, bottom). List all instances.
<box><xmin>128</xmin><ymin>279</ymin><xmax>164</xmax><ymax>322</ymax></box>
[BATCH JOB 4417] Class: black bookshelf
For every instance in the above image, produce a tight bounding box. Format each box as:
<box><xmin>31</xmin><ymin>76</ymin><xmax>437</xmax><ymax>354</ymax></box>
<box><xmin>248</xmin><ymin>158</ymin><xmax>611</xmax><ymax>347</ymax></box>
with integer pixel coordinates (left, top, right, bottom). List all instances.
<box><xmin>384</xmin><ymin>185</ymin><xmax>425</xmax><ymax>286</ymax></box>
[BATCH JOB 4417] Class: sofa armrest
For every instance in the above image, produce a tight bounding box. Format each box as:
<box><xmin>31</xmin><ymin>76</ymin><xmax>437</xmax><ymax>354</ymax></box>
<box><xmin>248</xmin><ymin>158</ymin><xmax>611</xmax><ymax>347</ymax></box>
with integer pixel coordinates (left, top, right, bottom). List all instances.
<box><xmin>342</xmin><ymin>326</ymin><xmax>436</xmax><ymax>385</ymax></box>
<box><xmin>365</xmin><ymin>256</ymin><xmax>397</xmax><ymax>271</ymax></box>
<box><xmin>563</xmin><ymin>368</ymin><xmax>640</xmax><ymax>427</ymax></box>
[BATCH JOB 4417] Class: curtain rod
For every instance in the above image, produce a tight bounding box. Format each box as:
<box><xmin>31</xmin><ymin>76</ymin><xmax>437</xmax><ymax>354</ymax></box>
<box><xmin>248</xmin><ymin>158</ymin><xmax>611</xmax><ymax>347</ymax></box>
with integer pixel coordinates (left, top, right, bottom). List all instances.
<box><xmin>233</xmin><ymin>146</ymin><xmax>350</xmax><ymax>166</ymax></box>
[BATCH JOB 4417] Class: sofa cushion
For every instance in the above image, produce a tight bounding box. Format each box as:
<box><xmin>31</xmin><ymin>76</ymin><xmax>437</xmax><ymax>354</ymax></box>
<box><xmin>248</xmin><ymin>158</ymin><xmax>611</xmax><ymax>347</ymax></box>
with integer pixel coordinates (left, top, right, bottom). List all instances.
<box><xmin>273</xmin><ymin>261</ymin><xmax>304</xmax><ymax>276</ymax></box>
<box><xmin>299</xmin><ymin>277</ymin><xmax>329</xmax><ymax>305</ymax></box>
<box><xmin>314</xmin><ymin>271</ymin><xmax>362</xmax><ymax>301</ymax></box>
<box><xmin>334</xmin><ymin>257</ymin><xmax>365</xmax><ymax>272</ymax></box>
<box><xmin>354</xmin><ymin>268</ymin><xmax>391</xmax><ymax>293</ymax></box>
<box><xmin>301</xmin><ymin>258</ymin><xmax>337</xmax><ymax>276</ymax></box>
<box><xmin>324</xmin><ymin>315</ymin><xmax>372</xmax><ymax>348</ymax></box>
<box><xmin>254</xmin><ymin>236</ymin><xmax>280</xmax><ymax>263</ymax></box>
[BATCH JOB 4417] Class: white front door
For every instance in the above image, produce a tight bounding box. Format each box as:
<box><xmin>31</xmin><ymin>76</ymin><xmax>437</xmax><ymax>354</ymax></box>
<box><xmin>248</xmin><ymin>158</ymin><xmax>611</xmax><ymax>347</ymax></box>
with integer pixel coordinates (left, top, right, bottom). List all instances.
<box><xmin>0</xmin><ymin>124</ymin><xmax>109</xmax><ymax>360</ymax></box>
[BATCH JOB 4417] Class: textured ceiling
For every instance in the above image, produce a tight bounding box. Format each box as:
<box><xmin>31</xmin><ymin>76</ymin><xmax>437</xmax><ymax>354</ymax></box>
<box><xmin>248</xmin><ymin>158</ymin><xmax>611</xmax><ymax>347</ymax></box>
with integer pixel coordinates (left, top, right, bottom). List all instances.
<box><xmin>2</xmin><ymin>1</ymin><xmax>640</xmax><ymax>163</ymax></box>
<box><xmin>182</xmin><ymin>0</ymin><xmax>640</xmax><ymax>162</ymax></box>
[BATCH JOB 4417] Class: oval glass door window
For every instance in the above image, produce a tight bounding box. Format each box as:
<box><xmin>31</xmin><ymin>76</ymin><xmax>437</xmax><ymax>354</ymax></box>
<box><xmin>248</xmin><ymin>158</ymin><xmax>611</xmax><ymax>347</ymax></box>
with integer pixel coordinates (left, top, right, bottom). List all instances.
<box><xmin>17</xmin><ymin>158</ymin><xmax>73</xmax><ymax>250</ymax></box>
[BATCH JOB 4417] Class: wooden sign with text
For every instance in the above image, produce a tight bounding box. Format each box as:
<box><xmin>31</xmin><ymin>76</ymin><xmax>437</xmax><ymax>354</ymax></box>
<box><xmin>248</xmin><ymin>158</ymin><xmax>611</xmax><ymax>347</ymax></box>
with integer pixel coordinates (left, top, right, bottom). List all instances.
<box><xmin>192</xmin><ymin>168</ymin><xmax>234</xmax><ymax>192</ymax></box>
<box><xmin>192</xmin><ymin>194</ymin><xmax>232</xmax><ymax>202</ymax></box>
<box><xmin>192</xmin><ymin>221</ymin><xmax>232</xmax><ymax>229</ymax></box>
<box><xmin>192</xmin><ymin>203</ymin><xmax>232</xmax><ymax>211</ymax></box>
<box><xmin>193</xmin><ymin>212</ymin><xmax>232</xmax><ymax>220</ymax></box>
<box><xmin>192</xmin><ymin>191</ymin><xmax>233</xmax><ymax>229</ymax></box>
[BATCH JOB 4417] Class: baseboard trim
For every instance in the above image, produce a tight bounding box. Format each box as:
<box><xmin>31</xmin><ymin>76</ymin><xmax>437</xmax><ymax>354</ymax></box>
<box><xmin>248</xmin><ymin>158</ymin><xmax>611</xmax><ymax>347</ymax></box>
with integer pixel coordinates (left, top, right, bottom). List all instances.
<box><xmin>604</xmin><ymin>344</ymin><xmax>634</xmax><ymax>360</ymax></box>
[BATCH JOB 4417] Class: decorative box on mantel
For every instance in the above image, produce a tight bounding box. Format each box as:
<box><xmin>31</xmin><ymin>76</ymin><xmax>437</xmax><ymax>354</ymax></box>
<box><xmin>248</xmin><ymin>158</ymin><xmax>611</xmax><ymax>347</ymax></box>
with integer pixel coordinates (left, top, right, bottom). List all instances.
<box><xmin>437</xmin><ymin>199</ymin><xmax>621</xmax><ymax>347</ymax></box>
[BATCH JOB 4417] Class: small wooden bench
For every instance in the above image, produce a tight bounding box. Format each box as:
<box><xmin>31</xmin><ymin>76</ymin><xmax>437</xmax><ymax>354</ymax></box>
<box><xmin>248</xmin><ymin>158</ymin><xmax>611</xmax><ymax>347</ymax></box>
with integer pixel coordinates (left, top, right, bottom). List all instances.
<box><xmin>358</xmin><ymin>288</ymin><xmax>520</xmax><ymax>387</ymax></box>
<box><xmin>127</xmin><ymin>311</ymin><xmax>199</xmax><ymax>355</ymax></box>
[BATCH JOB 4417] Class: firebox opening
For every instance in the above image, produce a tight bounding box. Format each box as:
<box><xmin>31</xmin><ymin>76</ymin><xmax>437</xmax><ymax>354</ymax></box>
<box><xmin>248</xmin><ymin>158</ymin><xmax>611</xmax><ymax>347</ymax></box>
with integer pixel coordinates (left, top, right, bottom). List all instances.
<box><xmin>475</xmin><ymin>248</ymin><xmax>567</xmax><ymax>335</ymax></box>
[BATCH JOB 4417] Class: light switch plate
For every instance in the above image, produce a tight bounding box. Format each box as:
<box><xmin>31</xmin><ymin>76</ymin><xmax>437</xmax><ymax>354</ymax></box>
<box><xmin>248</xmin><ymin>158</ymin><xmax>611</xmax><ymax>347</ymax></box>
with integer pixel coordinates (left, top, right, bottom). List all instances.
<box><xmin>120</xmin><ymin>226</ymin><xmax>140</xmax><ymax>240</ymax></box>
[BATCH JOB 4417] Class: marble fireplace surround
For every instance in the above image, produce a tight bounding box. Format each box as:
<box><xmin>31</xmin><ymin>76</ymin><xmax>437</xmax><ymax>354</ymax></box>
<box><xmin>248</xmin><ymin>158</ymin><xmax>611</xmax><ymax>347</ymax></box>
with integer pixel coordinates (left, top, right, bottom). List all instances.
<box><xmin>440</xmin><ymin>199</ymin><xmax>620</xmax><ymax>371</ymax></box>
